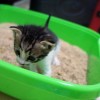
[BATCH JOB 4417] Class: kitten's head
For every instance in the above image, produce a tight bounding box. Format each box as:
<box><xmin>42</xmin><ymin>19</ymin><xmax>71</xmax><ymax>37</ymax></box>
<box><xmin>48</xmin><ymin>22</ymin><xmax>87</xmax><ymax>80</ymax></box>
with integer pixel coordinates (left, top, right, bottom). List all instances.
<box><xmin>10</xmin><ymin>16</ymin><xmax>58</xmax><ymax>65</ymax></box>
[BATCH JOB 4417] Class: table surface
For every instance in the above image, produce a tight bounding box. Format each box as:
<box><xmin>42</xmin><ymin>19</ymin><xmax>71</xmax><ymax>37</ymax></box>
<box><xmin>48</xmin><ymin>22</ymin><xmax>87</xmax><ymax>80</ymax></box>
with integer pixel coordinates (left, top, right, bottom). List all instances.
<box><xmin>0</xmin><ymin>92</ymin><xmax>16</xmax><ymax>100</ymax></box>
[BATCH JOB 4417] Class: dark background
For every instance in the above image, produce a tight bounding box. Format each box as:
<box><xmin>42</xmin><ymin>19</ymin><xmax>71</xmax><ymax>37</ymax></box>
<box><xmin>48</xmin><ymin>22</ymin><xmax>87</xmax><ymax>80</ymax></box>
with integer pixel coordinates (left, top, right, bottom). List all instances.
<box><xmin>0</xmin><ymin>0</ymin><xmax>99</xmax><ymax>32</ymax></box>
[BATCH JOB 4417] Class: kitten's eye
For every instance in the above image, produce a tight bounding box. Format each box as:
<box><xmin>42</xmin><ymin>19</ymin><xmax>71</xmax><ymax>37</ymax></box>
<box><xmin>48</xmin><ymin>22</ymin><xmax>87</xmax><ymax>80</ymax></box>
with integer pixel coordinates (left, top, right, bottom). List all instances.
<box><xmin>27</xmin><ymin>56</ymin><xmax>35</xmax><ymax>61</ymax></box>
<box><xmin>15</xmin><ymin>50</ymin><xmax>20</xmax><ymax>56</ymax></box>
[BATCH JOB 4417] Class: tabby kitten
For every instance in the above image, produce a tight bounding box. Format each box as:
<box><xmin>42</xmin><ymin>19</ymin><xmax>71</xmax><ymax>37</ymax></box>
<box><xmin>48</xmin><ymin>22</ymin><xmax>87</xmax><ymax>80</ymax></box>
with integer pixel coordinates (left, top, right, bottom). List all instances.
<box><xmin>10</xmin><ymin>15</ymin><xmax>60</xmax><ymax>76</ymax></box>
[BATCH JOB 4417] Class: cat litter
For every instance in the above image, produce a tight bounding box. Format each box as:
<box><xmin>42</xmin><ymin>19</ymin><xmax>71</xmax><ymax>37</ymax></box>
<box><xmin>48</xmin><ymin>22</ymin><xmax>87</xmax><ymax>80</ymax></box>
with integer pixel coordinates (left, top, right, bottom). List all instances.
<box><xmin>0</xmin><ymin>23</ymin><xmax>88</xmax><ymax>85</ymax></box>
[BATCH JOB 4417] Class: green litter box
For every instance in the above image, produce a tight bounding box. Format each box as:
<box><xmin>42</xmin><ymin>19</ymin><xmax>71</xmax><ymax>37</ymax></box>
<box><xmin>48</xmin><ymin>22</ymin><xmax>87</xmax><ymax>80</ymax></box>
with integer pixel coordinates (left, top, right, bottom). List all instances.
<box><xmin>0</xmin><ymin>4</ymin><xmax>100</xmax><ymax>100</ymax></box>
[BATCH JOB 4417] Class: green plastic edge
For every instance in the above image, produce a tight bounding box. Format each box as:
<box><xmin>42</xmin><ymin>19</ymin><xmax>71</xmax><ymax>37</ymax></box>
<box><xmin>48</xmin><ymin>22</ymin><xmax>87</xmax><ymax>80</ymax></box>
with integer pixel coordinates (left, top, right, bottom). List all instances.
<box><xmin>0</xmin><ymin>60</ymin><xmax>100</xmax><ymax>99</ymax></box>
<box><xmin>0</xmin><ymin>4</ymin><xmax>100</xmax><ymax>99</ymax></box>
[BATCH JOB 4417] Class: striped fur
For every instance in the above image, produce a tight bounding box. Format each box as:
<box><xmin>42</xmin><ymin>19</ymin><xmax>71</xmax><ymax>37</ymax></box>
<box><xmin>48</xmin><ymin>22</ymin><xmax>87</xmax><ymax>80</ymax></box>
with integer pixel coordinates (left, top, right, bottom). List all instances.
<box><xmin>10</xmin><ymin>15</ymin><xmax>60</xmax><ymax>76</ymax></box>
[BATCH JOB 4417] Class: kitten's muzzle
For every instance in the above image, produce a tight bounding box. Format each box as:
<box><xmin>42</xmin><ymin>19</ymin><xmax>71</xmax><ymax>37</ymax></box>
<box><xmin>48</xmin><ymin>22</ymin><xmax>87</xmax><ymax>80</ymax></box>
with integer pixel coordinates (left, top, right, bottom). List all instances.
<box><xmin>17</xmin><ymin>60</ymin><xmax>26</xmax><ymax>65</ymax></box>
<box><xmin>20</xmin><ymin>63</ymin><xmax>25</xmax><ymax>65</ymax></box>
<box><xmin>16</xmin><ymin>57</ymin><xmax>29</xmax><ymax>65</ymax></box>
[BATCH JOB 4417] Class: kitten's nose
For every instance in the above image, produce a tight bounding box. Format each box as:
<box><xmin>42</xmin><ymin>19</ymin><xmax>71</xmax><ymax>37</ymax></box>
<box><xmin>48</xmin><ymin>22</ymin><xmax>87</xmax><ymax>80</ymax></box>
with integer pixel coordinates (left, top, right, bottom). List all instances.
<box><xmin>17</xmin><ymin>60</ymin><xmax>25</xmax><ymax>65</ymax></box>
<box><xmin>20</xmin><ymin>63</ymin><xmax>25</xmax><ymax>65</ymax></box>
<box><xmin>16</xmin><ymin>57</ymin><xmax>25</xmax><ymax>65</ymax></box>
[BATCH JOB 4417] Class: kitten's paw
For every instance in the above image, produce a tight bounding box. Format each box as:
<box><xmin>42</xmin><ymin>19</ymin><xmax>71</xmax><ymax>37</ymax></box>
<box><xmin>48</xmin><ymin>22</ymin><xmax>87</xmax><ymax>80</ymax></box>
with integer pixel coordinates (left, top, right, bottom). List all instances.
<box><xmin>44</xmin><ymin>71</ymin><xmax>51</xmax><ymax>76</ymax></box>
<box><xmin>53</xmin><ymin>57</ymin><xmax>60</xmax><ymax>66</ymax></box>
<box><xmin>43</xmin><ymin>69</ymin><xmax>52</xmax><ymax>76</ymax></box>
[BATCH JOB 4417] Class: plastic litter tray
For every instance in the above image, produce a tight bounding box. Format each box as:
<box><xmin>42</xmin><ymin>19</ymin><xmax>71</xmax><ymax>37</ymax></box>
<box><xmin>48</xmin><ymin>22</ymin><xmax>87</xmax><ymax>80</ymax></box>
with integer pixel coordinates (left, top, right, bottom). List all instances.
<box><xmin>0</xmin><ymin>4</ymin><xmax>100</xmax><ymax>100</ymax></box>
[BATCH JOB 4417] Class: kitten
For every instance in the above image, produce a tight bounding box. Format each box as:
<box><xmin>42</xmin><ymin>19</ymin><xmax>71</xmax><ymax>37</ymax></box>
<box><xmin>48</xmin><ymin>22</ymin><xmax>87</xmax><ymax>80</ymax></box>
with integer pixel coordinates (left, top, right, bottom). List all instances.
<box><xmin>10</xmin><ymin>15</ymin><xmax>60</xmax><ymax>76</ymax></box>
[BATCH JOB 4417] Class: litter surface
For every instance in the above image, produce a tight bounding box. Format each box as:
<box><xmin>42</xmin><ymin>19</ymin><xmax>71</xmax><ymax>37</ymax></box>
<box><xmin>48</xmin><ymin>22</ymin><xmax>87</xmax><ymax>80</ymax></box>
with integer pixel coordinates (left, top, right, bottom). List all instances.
<box><xmin>0</xmin><ymin>23</ymin><xmax>88</xmax><ymax>85</ymax></box>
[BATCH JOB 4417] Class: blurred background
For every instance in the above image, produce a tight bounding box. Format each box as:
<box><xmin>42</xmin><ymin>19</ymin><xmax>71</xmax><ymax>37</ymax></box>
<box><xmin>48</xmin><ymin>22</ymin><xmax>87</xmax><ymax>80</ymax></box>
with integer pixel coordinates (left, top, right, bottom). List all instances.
<box><xmin>0</xmin><ymin>0</ymin><xmax>100</xmax><ymax>33</ymax></box>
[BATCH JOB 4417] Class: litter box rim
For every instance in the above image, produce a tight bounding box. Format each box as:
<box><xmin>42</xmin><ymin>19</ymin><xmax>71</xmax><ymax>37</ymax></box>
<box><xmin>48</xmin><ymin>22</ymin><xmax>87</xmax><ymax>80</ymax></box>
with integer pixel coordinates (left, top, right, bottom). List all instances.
<box><xmin>0</xmin><ymin>60</ymin><xmax>100</xmax><ymax>99</ymax></box>
<box><xmin>0</xmin><ymin>4</ymin><xmax>100</xmax><ymax>100</ymax></box>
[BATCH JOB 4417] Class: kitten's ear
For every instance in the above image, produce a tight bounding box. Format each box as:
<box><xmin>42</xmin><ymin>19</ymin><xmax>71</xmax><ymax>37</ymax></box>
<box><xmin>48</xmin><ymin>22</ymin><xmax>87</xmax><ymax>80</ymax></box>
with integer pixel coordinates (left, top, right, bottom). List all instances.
<box><xmin>40</xmin><ymin>41</ymin><xmax>55</xmax><ymax>50</ymax></box>
<box><xmin>10</xmin><ymin>26</ymin><xmax>22</xmax><ymax>38</ymax></box>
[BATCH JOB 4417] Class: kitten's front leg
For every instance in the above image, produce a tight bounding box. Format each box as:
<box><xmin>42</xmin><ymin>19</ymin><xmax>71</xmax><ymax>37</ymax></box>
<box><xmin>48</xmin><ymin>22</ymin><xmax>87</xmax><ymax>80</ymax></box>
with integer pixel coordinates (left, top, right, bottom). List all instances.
<box><xmin>52</xmin><ymin>56</ymin><xmax>60</xmax><ymax>66</ymax></box>
<box><xmin>37</xmin><ymin>51</ymin><xmax>54</xmax><ymax>76</ymax></box>
<box><xmin>29</xmin><ymin>63</ymin><xmax>38</xmax><ymax>73</ymax></box>
<box><xmin>37</xmin><ymin>65</ymin><xmax>51</xmax><ymax>76</ymax></box>
<box><xmin>38</xmin><ymin>65</ymin><xmax>51</xmax><ymax>76</ymax></box>
<box><xmin>37</xmin><ymin>59</ymin><xmax>52</xmax><ymax>76</ymax></box>
<box><xmin>52</xmin><ymin>40</ymin><xmax>61</xmax><ymax>66</ymax></box>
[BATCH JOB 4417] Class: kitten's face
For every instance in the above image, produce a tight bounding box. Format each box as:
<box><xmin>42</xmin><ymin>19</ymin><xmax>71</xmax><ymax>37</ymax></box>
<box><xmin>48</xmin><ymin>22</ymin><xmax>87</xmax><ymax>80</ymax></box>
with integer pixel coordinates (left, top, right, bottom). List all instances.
<box><xmin>10</xmin><ymin>25</ymin><xmax>57</xmax><ymax>65</ymax></box>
